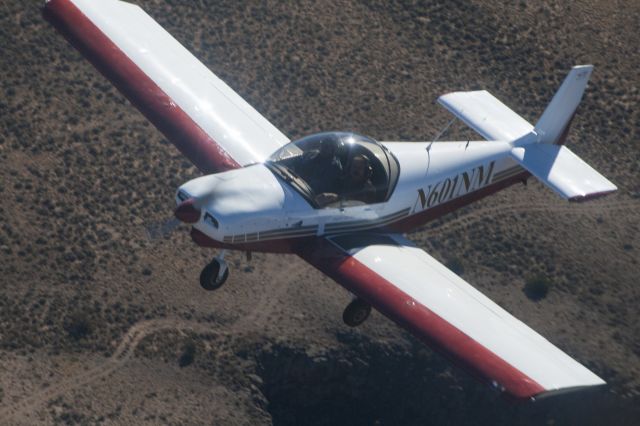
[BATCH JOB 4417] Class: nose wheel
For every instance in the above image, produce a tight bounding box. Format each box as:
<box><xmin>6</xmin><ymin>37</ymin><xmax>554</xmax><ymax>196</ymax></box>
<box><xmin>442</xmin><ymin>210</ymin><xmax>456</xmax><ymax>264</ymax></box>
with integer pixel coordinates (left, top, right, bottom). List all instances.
<box><xmin>343</xmin><ymin>297</ymin><xmax>371</xmax><ymax>327</ymax></box>
<box><xmin>200</xmin><ymin>250</ymin><xmax>229</xmax><ymax>291</ymax></box>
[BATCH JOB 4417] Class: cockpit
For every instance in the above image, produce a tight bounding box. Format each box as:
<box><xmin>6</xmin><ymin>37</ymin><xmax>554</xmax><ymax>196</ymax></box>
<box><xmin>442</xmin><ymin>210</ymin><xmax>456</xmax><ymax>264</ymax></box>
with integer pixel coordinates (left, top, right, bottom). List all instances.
<box><xmin>266</xmin><ymin>132</ymin><xmax>400</xmax><ymax>208</ymax></box>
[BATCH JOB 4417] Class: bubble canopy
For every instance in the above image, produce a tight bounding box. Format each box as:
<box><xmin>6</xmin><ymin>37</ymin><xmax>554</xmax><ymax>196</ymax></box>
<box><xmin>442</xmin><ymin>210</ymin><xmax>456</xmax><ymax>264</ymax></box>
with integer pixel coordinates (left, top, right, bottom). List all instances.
<box><xmin>266</xmin><ymin>132</ymin><xmax>400</xmax><ymax>208</ymax></box>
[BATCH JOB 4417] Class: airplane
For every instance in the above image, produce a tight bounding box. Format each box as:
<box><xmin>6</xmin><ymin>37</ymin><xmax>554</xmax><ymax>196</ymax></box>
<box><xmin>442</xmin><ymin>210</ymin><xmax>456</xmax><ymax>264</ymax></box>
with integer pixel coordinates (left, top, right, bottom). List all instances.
<box><xmin>43</xmin><ymin>0</ymin><xmax>617</xmax><ymax>401</ymax></box>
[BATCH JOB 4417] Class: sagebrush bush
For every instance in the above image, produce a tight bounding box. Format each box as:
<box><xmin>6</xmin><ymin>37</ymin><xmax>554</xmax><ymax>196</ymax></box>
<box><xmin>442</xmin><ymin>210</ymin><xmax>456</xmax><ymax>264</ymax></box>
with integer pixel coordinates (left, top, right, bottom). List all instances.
<box><xmin>523</xmin><ymin>275</ymin><xmax>552</xmax><ymax>301</ymax></box>
<box><xmin>179</xmin><ymin>339</ymin><xmax>197</xmax><ymax>367</ymax></box>
<box><xmin>64</xmin><ymin>312</ymin><xmax>93</xmax><ymax>340</ymax></box>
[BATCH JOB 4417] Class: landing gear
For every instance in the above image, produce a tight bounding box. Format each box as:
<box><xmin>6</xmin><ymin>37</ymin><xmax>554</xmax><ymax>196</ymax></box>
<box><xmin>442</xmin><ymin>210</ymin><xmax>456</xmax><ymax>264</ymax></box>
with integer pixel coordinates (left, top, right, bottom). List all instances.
<box><xmin>200</xmin><ymin>250</ymin><xmax>229</xmax><ymax>291</ymax></box>
<box><xmin>343</xmin><ymin>298</ymin><xmax>371</xmax><ymax>327</ymax></box>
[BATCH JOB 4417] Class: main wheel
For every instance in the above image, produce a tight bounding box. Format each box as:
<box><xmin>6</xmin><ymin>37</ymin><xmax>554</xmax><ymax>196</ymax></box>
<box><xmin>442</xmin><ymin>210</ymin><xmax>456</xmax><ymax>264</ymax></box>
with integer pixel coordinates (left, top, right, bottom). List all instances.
<box><xmin>343</xmin><ymin>298</ymin><xmax>371</xmax><ymax>327</ymax></box>
<box><xmin>199</xmin><ymin>260</ymin><xmax>229</xmax><ymax>291</ymax></box>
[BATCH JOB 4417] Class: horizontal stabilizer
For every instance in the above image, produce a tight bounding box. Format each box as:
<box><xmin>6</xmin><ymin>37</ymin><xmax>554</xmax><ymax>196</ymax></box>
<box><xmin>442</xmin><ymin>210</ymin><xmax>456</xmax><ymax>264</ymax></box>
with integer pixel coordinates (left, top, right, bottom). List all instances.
<box><xmin>438</xmin><ymin>90</ymin><xmax>533</xmax><ymax>141</ymax></box>
<box><xmin>510</xmin><ymin>144</ymin><xmax>617</xmax><ymax>201</ymax></box>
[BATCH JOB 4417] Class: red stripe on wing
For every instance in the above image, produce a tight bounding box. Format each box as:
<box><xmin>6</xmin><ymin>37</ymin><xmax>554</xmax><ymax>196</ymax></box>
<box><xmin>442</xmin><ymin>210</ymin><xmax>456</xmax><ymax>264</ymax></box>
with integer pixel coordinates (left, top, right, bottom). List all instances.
<box><xmin>43</xmin><ymin>0</ymin><xmax>240</xmax><ymax>174</ymax></box>
<box><xmin>297</xmin><ymin>239</ymin><xmax>546</xmax><ymax>400</ymax></box>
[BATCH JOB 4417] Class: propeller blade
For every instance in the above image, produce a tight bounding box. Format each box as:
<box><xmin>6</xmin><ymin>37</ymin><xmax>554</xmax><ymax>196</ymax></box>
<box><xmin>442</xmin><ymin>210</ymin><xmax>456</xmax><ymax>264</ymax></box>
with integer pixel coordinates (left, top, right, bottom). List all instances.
<box><xmin>145</xmin><ymin>217</ymin><xmax>181</xmax><ymax>240</ymax></box>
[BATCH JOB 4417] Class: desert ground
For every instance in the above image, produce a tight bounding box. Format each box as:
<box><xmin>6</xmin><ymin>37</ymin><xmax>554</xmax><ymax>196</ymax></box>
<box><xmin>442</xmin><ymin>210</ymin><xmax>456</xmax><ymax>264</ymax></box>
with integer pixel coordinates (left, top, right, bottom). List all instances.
<box><xmin>1</xmin><ymin>0</ymin><xmax>639</xmax><ymax>425</ymax></box>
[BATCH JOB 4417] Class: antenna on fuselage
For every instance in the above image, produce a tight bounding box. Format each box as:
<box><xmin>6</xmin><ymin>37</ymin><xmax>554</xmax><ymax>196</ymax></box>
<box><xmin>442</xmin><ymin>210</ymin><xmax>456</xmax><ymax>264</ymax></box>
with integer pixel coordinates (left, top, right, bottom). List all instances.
<box><xmin>429</xmin><ymin>116</ymin><xmax>457</xmax><ymax>149</ymax></box>
<box><xmin>425</xmin><ymin>116</ymin><xmax>457</xmax><ymax>175</ymax></box>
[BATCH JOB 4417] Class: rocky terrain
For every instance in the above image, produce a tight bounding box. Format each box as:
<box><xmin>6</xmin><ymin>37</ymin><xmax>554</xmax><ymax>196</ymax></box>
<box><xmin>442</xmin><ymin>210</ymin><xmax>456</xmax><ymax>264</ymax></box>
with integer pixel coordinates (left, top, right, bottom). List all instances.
<box><xmin>0</xmin><ymin>0</ymin><xmax>638</xmax><ymax>424</ymax></box>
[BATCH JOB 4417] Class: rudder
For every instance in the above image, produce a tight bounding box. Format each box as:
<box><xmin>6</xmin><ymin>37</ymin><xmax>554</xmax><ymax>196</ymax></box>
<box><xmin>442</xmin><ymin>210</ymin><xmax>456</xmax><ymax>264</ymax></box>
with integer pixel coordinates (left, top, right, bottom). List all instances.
<box><xmin>533</xmin><ymin>65</ymin><xmax>593</xmax><ymax>145</ymax></box>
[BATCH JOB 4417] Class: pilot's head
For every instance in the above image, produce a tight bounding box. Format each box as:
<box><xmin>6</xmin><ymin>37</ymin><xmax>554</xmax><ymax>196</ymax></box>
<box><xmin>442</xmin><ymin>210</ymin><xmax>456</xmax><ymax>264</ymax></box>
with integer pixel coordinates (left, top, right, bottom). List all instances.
<box><xmin>349</xmin><ymin>155</ymin><xmax>371</xmax><ymax>184</ymax></box>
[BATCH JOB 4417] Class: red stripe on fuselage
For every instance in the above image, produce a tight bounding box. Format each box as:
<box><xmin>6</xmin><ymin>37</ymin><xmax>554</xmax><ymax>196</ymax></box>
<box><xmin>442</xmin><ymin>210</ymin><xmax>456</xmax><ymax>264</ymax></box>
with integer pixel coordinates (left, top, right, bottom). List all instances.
<box><xmin>297</xmin><ymin>237</ymin><xmax>546</xmax><ymax>400</ymax></box>
<box><xmin>190</xmin><ymin>228</ymin><xmax>314</xmax><ymax>254</ymax></box>
<box><xmin>389</xmin><ymin>171</ymin><xmax>530</xmax><ymax>233</ymax></box>
<box><xmin>43</xmin><ymin>0</ymin><xmax>240</xmax><ymax>174</ymax></box>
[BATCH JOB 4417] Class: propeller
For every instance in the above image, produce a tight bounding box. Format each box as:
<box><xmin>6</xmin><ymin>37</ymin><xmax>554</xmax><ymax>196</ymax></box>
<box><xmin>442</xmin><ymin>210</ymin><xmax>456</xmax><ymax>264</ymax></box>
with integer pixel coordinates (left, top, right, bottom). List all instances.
<box><xmin>145</xmin><ymin>217</ymin><xmax>181</xmax><ymax>241</ymax></box>
<box><xmin>145</xmin><ymin>198</ymin><xmax>202</xmax><ymax>241</ymax></box>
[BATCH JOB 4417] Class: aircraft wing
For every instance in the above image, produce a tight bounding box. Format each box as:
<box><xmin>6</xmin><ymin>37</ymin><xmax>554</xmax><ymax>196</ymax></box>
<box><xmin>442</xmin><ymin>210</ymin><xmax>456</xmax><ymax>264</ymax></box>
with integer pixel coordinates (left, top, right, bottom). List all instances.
<box><xmin>43</xmin><ymin>0</ymin><xmax>290</xmax><ymax>174</ymax></box>
<box><xmin>298</xmin><ymin>233</ymin><xmax>605</xmax><ymax>400</ymax></box>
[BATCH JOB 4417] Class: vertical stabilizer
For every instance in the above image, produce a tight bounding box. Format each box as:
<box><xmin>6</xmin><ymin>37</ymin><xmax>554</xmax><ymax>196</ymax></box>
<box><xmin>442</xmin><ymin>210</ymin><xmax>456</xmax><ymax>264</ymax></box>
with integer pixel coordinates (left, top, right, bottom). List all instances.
<box><xmin>534</xmin><ymin>65</ymin><xmax>593</xmax><ymax>144</ymax></box>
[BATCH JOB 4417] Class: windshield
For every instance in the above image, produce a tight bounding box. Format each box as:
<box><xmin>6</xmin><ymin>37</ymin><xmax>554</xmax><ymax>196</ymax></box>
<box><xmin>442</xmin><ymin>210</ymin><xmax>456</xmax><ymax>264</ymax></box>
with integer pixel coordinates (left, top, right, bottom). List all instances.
<box><xmin>266</xmin><ymin>132</ymin><xmax>399</xmax><ymax>208</ymax></box>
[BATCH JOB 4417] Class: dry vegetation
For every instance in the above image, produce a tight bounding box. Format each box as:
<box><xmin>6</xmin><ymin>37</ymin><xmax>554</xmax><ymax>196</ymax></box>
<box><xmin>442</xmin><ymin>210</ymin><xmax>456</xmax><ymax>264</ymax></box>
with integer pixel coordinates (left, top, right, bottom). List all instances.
<box><xmin>1</xmin><ymin>0</ymin><xmax>638</xmax><ymax>425</ymax></box>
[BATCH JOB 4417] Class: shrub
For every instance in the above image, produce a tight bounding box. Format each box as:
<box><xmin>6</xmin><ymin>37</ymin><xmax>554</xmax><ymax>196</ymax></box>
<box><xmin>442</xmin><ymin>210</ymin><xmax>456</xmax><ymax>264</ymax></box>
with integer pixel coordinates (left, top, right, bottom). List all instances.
<box><xmin>179</xmin><ymin>340</ymin><xmax>197</xmax><ymax>367</ymax></box>
<box><xmin>523</xmin><ymin>275</ymin><xmax>552</xmax><ymax>301</ymax></box>
<box><xmin>64</xmin><ymin>312</ymin><xmax>93</xmax><ymax>340</ymax></box>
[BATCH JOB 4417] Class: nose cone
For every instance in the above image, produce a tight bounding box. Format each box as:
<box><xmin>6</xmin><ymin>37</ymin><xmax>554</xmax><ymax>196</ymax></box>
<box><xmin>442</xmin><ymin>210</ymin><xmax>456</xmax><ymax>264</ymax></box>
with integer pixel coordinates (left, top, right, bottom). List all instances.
<box><xmin>174</xmin><ymin>198</ymin><xmax>201</xmax><ymax>223</ymax></box>
<box><xmin>175</xmin><ymin>164</ymin><xmax>288</xmax><ymax>238</ymax></box>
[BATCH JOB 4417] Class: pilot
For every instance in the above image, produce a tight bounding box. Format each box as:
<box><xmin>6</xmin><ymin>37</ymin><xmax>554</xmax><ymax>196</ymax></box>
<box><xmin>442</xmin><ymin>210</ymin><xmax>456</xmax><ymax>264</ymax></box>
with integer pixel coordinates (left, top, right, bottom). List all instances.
<box><xmin>341</xmin><ymin>154</ymin><xmax>376</xmax><ymax>203</ymax></box>
<box><xmin>298</xmin><ymin>137</ymin><xmax>343</xmax><ymax>194</ymax></box>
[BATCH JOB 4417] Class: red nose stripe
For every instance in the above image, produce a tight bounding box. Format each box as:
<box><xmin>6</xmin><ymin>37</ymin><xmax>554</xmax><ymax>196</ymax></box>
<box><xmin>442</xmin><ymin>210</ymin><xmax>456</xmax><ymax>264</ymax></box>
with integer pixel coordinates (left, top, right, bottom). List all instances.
<box><xmin>175</xmin><ymin>199</ymin><xmax>201</xmax><ymax>223</ymax></box>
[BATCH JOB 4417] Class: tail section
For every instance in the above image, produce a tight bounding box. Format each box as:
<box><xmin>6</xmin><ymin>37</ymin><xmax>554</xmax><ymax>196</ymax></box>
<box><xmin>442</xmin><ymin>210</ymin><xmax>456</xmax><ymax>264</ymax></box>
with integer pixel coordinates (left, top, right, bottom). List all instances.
<box><xmin>533</xmin><ymin>65</ymin><xmax>593</xmax><ymax>145</ymax></box>
<box><xmin>512</xmin><ymin>65</ymin><xmax>616</xmax><ymax>201</ymax></box>
<box><xmin>437</xmin><ymin>65</ymin><xmax>617</xmax><ymax>201</ymax></box>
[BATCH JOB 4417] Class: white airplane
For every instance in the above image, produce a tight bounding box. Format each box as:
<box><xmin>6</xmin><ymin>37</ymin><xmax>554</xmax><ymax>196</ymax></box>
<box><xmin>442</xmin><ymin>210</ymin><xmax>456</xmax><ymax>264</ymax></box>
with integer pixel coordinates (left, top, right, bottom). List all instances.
<box><xmin>44</xmin><ymin>0</ymin><xmax>617</xmax><ymax>401</ymax></box>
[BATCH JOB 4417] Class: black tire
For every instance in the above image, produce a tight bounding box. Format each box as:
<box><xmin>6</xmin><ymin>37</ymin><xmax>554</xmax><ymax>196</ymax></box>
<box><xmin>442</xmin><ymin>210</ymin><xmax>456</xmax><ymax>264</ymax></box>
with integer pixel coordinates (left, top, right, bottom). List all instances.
<box><xmin>343</xmin><ymin>298</ymin><xmax>371</xmax><ymax>327</ymax></box>
<box><xmin>199</xmin><ymin>261</ymin><xmax>229</xmax><ymax>291</ymax></box>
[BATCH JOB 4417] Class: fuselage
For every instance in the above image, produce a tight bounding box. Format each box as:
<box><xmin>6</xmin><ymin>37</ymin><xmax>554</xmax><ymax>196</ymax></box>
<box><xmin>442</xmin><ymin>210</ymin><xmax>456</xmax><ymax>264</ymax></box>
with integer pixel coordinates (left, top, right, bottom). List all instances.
<box><xmin>176</xmin><ymin>132</ymin><xmax>527</xmax><ymax>253</ymax></box>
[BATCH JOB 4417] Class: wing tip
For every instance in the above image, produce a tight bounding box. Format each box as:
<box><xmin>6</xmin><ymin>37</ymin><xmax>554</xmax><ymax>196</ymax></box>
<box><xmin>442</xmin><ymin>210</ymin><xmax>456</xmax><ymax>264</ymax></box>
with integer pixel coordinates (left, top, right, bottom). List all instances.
<box><xmin>525</xmin><ymin>382</ymin><xmax>607</xmax><ymax>402</ymax></box>
<box><xmin>568</xmin><ymin>188</ymin><xmax>617</xmax><ymax>202</ymax></box>
<box><xmin>572</xmin><ymin>64</ymin><xmax>594</xmax><ymax>71</ymax></box>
